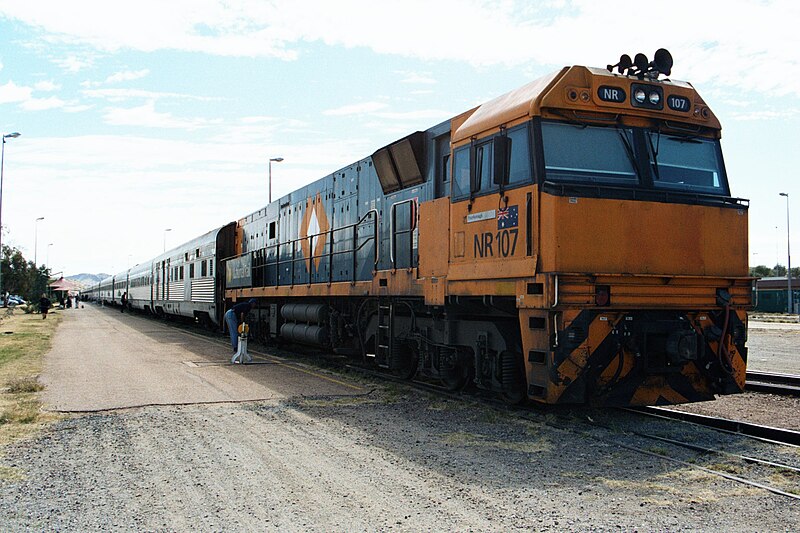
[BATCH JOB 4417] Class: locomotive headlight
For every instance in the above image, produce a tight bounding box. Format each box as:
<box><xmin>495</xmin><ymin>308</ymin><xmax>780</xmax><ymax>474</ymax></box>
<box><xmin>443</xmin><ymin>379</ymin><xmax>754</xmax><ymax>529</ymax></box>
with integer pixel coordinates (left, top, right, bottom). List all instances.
<box><xmin>634</xmin><ymin>89</ymin><xmax>646</xmax><ymax>103</ymax></box>
<box><xmin>648</xmin><ymin>91</ymin><xmax>660</xmax><ymax>105</ymax></box>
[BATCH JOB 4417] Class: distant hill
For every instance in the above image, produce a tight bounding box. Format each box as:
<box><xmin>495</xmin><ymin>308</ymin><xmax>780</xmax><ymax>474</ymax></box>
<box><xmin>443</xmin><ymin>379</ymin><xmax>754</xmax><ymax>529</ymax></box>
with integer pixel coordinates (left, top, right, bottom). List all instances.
<box><xmin>67</xmin><ymin>273</ymin><xmax>110</xmax><ymax>288</ymax></box>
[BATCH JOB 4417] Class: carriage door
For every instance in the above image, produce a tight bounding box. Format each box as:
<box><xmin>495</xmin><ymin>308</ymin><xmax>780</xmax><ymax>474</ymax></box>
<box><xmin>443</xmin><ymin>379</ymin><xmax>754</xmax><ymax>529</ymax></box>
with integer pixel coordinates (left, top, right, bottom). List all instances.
<box><xmin>161</xmin><ymin>260</ymin><xmax>167</xmax><ymax>299</ymax></box>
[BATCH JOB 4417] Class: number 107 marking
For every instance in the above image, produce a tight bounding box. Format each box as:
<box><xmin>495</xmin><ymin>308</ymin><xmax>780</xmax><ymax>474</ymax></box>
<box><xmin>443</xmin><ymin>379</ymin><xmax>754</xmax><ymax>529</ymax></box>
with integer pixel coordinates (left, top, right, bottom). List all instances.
<box><xmin>474</xmin><ymin>229</ymin><xmax>518</xmax><ymax>258</ymax></box>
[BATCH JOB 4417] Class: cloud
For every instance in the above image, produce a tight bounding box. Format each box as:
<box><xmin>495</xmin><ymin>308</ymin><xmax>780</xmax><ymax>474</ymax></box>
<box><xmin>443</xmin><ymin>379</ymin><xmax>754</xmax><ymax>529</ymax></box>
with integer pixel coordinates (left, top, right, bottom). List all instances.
<box><xmin>2</xmin><ymin>131</ymin><xmax>373</xmax><ymax>272</ymax></box>
<box><xmin>0</xmin><ymin>80</ymin><xmax>66</xmax><ymax>111</ymax></box>
<box><xmin>21</xmin><ymin>96</ymin><xmax>65</xmax><ymax>110</ymax></box>
<box><xmin>397</xmin><ymin>71</ymin><xmax>437</xmax><ymax>84</ymax></box>
<box><xmin>0</xmin><ymin>81</ymin><xmax>32</xmax><ymax>103</ymax></box>
<box><xmin>105</xmin><ymin>69</ymin><xmax>149</xmax><ymax>83</ymax></box>
<box><xmin>51</xmin><ymin>54</ymin><xmax>95</xmax><ymax>72</ymax></box>
<box><xmin>102</xmin><ymin>100</ymin><xmax>219</xmax><ymax>129</ymax></box>
<box><xmin>33</xmin><ymin>80</ymin><xmax>61</xmax><ymax>91</ymax></box>
<box><xmin>323</xmin><ymin>101</ymin><xmax>388</xmax><ymax>116</ymax></box>
<box><xmin>3</xmin><ymin>1</ymin><xmax>799</xmax><ymax>96</ymax></box>
<box><xmin>82</xmin><ymin>87</ymin><xmax>217</xmax><ymax>102</ymax></box>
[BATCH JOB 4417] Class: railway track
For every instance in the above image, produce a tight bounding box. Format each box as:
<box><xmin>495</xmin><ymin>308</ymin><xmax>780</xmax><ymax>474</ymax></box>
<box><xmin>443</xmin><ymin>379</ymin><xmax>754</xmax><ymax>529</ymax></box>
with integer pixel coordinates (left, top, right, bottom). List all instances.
<box><xmin>101</xmin><ymin>305</ymin><xmax>800</xmax><ymax>500</ymax></box>
<box><xmin>621</xmin><ymin>406</ymin><xmax>800</xmax><ymax>500</ymax></box>
<box><xmin>342</xmin><ymin>361</ymin><xmax>800</xmax><ymax>501</ymax></box>
<box><xmin>746</xmin><ymin>370</ymin><xmax>800</xmax><ymax>396</ymax></box>
<box><xmin>631</xmin><ymin>406</ymin><xmax>800</xmax><ymax>446</ymax></box>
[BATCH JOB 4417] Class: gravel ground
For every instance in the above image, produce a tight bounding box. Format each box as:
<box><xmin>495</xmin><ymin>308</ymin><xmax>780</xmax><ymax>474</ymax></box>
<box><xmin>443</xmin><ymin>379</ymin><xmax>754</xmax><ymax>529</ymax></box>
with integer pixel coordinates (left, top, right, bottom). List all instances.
<box><xmin>1</xmin><ymin>307</ymin><xmax>798</xmax><ymax>531</ymax></box>
<box><xmin>2</xmin><ymin>391</ymin><xmax>799</xmax><ymax>532</ymax></box>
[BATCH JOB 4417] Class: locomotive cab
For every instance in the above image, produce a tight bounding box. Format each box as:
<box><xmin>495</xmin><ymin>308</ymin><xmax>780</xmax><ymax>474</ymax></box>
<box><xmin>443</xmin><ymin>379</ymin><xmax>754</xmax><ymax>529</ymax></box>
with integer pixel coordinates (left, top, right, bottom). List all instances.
<box><xmin>440</xmin><ymin>53</ymin><xmax>750</xmax><ymax>405</ymax></box>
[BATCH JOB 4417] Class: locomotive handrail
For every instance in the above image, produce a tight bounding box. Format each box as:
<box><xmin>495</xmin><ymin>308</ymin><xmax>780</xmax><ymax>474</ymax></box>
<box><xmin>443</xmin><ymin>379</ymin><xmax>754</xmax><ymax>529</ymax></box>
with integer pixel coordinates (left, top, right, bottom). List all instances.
<box><xmin>244</xmin><ymin>208</ymin><xmax>379</xmax><ymax>288</ymax></box>
<box><xmin>551</xmin><ymin>273</ymin><xmax>559</xmax><ymax>308</ymax></box>
<box><xmin>389</xmin><ymin>199</ymin><xmax>416</xmax><ymax>270</ymax></box>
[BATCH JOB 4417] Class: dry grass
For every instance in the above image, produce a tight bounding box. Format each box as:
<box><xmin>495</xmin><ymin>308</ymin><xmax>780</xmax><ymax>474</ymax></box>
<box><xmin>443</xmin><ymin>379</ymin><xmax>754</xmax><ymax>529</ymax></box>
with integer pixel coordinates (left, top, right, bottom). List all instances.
<box><xmin>0</xmin><ymin>312</ymin><xmax>63</xmax><ymax>448</ymax></box>
<box><xmin>440</xmin><ymin>431</ymin><xmax>552</xmax><ymax>454</ymax></box>
<box><xmin>599</xmin><ymin>470</ymin><xmax>760</xmax><ymax>503</ymax></box>
<box><xmin>769</xmin><ymin>469</ymin><xmax>800</xmax><ymax>495</ymax></box>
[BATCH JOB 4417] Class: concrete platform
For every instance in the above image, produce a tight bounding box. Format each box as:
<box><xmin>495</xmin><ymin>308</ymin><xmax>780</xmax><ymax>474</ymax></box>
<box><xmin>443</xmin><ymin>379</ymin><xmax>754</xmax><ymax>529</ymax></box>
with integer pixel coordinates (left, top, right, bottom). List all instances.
<box><xmin>41</xmin><ymin>304</ymin><xmax>367</xmax><ymax>412</ymax></box>
<box><xmin>747</xmin><ymin>320</ymin><xmax>800</xmax><ymax>375</ymax></box>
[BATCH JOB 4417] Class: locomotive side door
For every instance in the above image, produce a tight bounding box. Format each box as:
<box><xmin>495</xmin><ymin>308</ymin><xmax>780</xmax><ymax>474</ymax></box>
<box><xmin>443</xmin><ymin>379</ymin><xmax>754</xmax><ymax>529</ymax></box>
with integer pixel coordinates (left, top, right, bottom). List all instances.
<box><xmin>448</xmin><ymin>126</ymin><xmax>536</xmax><ymax>283</ymax></box>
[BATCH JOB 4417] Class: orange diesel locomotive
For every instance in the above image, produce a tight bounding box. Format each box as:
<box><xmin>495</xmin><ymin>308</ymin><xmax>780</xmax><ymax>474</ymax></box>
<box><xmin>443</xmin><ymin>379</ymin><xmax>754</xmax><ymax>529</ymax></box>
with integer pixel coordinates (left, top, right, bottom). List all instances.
<box><xmin>225</xmin><ymin>49</ymin><xmax>751</xmax><ymax>405</ymax></box>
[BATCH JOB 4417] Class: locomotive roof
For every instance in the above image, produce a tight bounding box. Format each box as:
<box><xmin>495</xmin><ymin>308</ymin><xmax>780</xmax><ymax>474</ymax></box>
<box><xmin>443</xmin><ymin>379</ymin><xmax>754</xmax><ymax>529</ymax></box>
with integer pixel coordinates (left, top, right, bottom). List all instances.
<box><xmin>454</xmin><ymin>69</ymin><xmax>563</xmax><ymax>143</ymax></box>
<box><xmin>453</xmin><ymin>65</ymin><xmax>714</xmax><ymax>143</ymax></box>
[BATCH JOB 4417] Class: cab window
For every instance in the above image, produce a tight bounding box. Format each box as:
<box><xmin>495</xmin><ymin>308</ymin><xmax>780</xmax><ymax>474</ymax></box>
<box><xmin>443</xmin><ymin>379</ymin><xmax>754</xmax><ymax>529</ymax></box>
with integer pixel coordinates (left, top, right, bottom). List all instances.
<box><xmin>451</xmin><ymin>123</ymin><xmax>532</xmax><ymax>200</ymax></box>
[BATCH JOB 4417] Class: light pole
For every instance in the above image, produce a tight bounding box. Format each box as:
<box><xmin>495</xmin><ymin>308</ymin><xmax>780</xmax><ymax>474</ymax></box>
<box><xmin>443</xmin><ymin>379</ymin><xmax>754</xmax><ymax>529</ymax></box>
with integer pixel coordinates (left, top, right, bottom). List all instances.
<box><xmin>0</xmin><ymin>132</ymin><xmax>21</xmax><ymax>295</ymax></box>
<box><xmin>47</xmin><ymin>243</ymin><xmax>53</xmax><ymax>268</ymax></box>
<box><xmin>780</xmin><ymin>192</ymin><xmax>792</xmax><ymax>314</ymax></box>
<box><xmin>34</xmin><ymin>216</ymin><xmax>44</xmax><ymax>266</ymax></box>
<box><xmin>269</xmin><ymin>157</ymin><xmax>284</xmax><ymax>204</ymax></box>
<box><xmin>163</xmin><ymin>228</ymin><xmax>172</xmax><ymax>253</ymax></box>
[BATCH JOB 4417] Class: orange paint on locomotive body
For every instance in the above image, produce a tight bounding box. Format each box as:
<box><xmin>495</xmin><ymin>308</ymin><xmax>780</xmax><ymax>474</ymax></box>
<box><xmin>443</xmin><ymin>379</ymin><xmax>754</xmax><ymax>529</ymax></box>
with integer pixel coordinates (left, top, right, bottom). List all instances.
<box><xmin>225</xmin><ymin>59</ymin><xmax>750</xmax><ymax>406</ymax></box>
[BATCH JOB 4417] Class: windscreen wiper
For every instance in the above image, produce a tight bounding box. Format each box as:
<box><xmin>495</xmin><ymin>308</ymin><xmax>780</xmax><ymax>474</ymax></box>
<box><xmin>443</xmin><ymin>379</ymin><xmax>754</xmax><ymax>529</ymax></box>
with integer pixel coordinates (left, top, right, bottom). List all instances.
<box><xmin>647</xmin><ymin>129</ymin><xmax>661</xmax><ymax>181</ymax></box>
<box><xmin>667</xmin><ymin>133</ymin><xmax>703</xmax><ymax>144</ymax></box>
<box><xmin>615</xmin><ymin>127</ymin><xmax>642</xmax><ymax>181</ymax></box>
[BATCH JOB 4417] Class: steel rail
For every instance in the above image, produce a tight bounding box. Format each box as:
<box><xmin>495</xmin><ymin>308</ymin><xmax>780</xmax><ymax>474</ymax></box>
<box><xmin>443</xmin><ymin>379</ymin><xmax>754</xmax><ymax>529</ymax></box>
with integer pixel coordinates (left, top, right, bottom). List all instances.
<box><xmin>629</xmin><ymin>406</ymin><xmax>800</xmax><ymax>447</ymax></box>
<box><xmin>745</xmin><ymin>370</ymin><xmax>800</xmax><ymax>396</ymax></box>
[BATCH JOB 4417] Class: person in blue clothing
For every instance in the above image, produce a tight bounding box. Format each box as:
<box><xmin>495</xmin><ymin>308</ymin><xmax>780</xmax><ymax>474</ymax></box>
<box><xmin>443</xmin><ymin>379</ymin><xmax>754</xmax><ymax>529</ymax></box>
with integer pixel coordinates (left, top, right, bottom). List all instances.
<box><xmin>225</xmin><ymin>299</ymin><xmax>257</xmax><ymax>353</ymax></box>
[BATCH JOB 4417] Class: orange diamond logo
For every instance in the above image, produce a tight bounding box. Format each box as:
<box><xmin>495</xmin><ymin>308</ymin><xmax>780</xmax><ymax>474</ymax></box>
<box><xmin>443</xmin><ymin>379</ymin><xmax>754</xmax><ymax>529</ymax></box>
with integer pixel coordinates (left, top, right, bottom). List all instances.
<box><xmin>299</xmin><ymin>192</ymin><xmax>330</xmax><ymax>272</ymax></box>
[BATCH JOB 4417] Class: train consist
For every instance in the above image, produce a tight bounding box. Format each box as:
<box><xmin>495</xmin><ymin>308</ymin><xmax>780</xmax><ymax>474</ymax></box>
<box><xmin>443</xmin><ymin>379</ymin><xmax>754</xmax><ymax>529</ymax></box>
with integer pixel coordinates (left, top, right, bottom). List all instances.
<box><xmin>85</xmin><ymin>50</ymin><xmax>752</xmax><ymax>406</ymax></box>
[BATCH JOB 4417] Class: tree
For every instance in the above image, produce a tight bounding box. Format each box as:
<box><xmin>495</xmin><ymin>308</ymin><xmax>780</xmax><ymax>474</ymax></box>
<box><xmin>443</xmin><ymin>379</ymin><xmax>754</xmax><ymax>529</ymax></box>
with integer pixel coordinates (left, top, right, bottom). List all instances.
<box><xmin>750</xmin><ymin>265</ymin><xmax>772</xmax><ymax>278</ymax></box>
<box><xmin>1</xmin><ymin>244</ymin><xmax>51</xmax><ymax>300</ymax></box>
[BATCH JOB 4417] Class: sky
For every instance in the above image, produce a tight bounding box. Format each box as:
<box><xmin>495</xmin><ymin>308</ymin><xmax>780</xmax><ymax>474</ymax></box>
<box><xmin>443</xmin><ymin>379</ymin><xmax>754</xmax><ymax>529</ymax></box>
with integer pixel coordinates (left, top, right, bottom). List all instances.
<box><xmin>0</xmin><ymin>0</ymin><xmax>798</xmax><ymax>277</ymax></box>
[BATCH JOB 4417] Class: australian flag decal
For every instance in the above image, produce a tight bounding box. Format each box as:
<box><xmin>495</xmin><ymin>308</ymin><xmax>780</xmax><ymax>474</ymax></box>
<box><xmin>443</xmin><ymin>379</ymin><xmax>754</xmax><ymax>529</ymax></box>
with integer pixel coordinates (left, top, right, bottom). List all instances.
<box><xmin>497</xmin><ymin>205</ymin><xmax>518</xmax><ymax>229</ymax></box>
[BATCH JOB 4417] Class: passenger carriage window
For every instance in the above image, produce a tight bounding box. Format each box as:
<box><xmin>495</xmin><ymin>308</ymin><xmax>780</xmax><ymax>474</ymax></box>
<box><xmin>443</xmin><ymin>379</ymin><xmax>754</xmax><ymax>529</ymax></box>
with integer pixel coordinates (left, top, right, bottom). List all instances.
<box><xmin>201</xmin><ymin>260</ymin><xmax>207</xmax><ymax>277</ymax></box>
<box><xmin>179</xmin><ymin>266</ymin><xmax>184</xmax><ymax>280</ymax></box>
<box><xmin>189</xmin><ymin>263</ymin><xmax>195</xmax><ymax>279</ymax></box>
<box><xmin>268</xmin><ymin>221</ymin><xmax>276</xmax><ymax>240</ymax></box>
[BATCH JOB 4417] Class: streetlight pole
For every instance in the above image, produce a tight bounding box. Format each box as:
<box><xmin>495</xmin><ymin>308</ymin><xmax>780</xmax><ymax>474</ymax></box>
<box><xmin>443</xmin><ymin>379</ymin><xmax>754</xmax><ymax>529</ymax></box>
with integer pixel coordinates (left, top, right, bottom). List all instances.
<box><xmin>34</xmin><ymin>216</ymin><xmax>44</xmax><ymax>266</ymax></box>
<box><xmin>269</xmin><ymin>157</ymin><xmax>284</xmax><ymax>204</ymax></box>
<box><xmin>163</xmin><ymin>228</ymin><xmax>172</xmax><ymax>253</ymax></box>
<box><xmin>0</xmin><ymin>132</ymin><xmax>21</xmax><ymax>295</ymax></box>
<box><xmin>780</xmin><ymin>192</ymin><xmax>792</xmax><ymax>314</ymax></box>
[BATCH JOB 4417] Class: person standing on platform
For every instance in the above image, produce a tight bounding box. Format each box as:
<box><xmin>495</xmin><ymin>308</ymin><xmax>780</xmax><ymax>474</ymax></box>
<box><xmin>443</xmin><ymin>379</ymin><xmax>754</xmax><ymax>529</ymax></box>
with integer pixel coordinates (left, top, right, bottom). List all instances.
<box><xmin>120</xmin><ymin>292</ymin><xmax>128</xmax><ymax>313</ymax></box>
<box><xmin>39</xmin><ymin>293</ymin><xmax>51</xmax><ymax>319</ymax></box>
<box><xmin>224</xmin><ymin>299</ymin><xmax>257</xmax><ymax>353</ymax></box>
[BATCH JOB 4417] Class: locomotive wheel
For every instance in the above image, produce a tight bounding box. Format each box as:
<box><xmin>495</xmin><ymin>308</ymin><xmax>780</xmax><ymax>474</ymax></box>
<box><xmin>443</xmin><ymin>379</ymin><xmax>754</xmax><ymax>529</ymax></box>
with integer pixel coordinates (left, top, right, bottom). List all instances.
<box><xmin>390</xmin><ymin>342</ymin><xmax>418</xmax><ymax>380</ymax></box>
<box><xmin>440</xmin><ymin>354</ymin><xmax>473</xmax><ymax>391</ymax></box>
<box><xmin>500</xmin><ymin>350</ymin><xmax>527</xmax><ymax>405</ymax></box>
<box><xmin>440</xmin><ymin>368</ymin><xmax>470</xmax><ymax>391</ymax></box>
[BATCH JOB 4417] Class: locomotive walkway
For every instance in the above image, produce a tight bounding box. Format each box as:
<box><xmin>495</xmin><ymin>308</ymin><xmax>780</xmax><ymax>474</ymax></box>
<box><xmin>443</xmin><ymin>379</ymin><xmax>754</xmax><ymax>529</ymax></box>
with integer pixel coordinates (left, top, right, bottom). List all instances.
<box><xmin>40</xmin><ymin>304</ymin><xmax>365</xmax><ymax>412</ymax></box>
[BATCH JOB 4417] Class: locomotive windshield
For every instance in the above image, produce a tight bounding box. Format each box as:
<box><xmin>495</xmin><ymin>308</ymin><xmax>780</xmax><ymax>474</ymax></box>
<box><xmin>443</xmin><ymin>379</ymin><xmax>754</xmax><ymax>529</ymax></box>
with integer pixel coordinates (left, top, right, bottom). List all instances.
<box><xmin>541</xmin><ymin>123</ymin><xmax>638</xmax><ymax>185</ymax></box>
<box><xmin>542</xmin><ymin>122</ymin><xmax>729</xmax><ymax>196</ymax></box>
<box><xmin>646</xmin><ymin>132</ymin><xmax>727</xmax><ymax>195</ymax></box>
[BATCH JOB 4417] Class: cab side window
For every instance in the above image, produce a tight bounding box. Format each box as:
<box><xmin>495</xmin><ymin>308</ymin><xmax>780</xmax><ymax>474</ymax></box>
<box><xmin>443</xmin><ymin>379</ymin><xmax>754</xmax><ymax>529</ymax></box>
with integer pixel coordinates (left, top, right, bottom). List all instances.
<box><xmin>451</xmin><ymin>123</ymin><xmax>532</xmax><ymax>201</ymax></box>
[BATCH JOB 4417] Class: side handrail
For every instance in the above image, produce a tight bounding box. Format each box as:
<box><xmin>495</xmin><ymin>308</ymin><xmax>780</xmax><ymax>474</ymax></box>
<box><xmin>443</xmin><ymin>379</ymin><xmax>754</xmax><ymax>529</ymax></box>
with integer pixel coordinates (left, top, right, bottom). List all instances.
<box><xmin>232</xmin><ymin>208</ymin><xmax>380</xmax><ymax>287</ymax></box>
